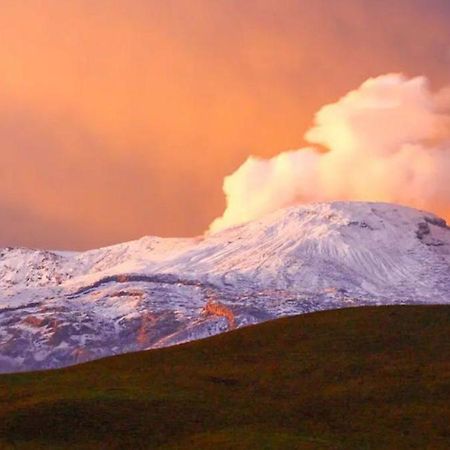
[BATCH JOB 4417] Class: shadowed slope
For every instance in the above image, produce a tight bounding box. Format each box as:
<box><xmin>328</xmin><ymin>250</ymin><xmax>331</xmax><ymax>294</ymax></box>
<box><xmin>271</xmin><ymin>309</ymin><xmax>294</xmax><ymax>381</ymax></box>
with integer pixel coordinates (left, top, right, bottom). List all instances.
<box><xmin>0</xmin><ymin>305</ymin><xmax>449</xmax><ymax>449</ymax></box>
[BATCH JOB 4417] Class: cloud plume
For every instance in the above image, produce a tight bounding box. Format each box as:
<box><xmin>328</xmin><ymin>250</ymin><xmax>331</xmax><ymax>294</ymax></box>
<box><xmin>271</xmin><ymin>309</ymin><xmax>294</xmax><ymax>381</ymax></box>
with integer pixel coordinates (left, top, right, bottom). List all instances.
<box><xmin>209</xmin><ymin>74</ymin><xmax>450</xmax><ymax>233</ymax></box>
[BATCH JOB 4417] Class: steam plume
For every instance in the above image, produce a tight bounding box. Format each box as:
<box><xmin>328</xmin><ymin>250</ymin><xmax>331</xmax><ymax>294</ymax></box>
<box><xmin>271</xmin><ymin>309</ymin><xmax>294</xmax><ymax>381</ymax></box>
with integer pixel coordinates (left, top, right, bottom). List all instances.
<box><xmin>209</xmin><ymin>74</ymin><xmax>450</xmax><ymax>232</ymax></box>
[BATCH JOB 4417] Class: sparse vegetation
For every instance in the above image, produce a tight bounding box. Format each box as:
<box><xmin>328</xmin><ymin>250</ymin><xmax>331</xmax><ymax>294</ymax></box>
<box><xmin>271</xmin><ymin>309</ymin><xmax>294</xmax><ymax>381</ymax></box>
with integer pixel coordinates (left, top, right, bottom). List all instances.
<box><xmin>0</xmin><ymin>305</ymin><xmax>449</xmax><ymax>449</ymax></box>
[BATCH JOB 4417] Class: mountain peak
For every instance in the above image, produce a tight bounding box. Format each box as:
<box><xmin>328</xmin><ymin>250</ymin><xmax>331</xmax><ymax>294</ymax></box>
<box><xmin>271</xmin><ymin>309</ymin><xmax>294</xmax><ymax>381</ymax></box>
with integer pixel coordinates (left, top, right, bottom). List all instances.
<box><xmin>0</xmin><ymin>201</ymin><xmax>449</xmax><ymax>372</ymax></box>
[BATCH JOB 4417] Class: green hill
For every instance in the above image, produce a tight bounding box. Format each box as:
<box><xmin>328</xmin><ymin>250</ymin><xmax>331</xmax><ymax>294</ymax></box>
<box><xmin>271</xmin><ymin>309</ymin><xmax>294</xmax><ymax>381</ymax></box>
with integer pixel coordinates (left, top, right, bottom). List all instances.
<box><xmin>0</xmin><ymin>305</ymin><xmax>449</xmax><ymax>449</ymax></box>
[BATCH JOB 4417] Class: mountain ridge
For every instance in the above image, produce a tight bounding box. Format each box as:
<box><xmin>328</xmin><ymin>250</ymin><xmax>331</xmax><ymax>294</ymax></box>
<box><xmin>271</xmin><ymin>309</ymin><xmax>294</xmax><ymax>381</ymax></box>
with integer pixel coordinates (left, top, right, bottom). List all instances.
<box><xmin>1</xmin><ymin>201</ymin><xmax>449</xmax><ymax>372</ymax></box>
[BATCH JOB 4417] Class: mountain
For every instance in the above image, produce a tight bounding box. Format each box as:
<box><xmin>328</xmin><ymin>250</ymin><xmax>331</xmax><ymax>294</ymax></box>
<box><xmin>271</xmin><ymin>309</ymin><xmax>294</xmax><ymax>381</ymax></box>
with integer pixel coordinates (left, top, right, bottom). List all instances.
<box><xmin>0</xmin><ymin>201</ymin><xmax>449</xmax><ymax>372</ymax></box>
<box><xmin>1</xmin><ymin>306</ymin><xmax>449</xmax><ymax>449</ymax></box>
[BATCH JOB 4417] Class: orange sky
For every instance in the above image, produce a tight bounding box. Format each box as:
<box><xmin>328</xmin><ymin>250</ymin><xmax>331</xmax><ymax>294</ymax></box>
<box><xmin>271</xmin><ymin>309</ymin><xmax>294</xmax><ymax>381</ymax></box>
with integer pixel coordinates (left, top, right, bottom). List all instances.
<box><xmin>1</xmin><ymin>0</ymin><xmax>450</xmax><ymax>249</ymax></box>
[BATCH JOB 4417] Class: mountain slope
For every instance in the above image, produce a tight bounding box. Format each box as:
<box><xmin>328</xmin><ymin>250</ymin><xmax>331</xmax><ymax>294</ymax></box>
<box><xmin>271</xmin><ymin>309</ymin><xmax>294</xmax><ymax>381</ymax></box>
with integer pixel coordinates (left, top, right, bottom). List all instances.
<box><xmin>0</xmin><ymin>306</ymin><xmax>449</xmax><ymax>450</ymax></box>
<box><xmin>1</xmin><ymin>202</ymin><xmax>449</xmax><ymax>372</ymax></box>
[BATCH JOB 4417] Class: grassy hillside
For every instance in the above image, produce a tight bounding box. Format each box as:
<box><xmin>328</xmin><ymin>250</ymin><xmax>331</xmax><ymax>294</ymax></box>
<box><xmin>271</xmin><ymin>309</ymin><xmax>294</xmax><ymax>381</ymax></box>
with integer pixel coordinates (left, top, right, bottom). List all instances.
<box><xmin>0</xmin><ymin>305</ymin><xmax>449</xmax><ymax>449</ymax></box>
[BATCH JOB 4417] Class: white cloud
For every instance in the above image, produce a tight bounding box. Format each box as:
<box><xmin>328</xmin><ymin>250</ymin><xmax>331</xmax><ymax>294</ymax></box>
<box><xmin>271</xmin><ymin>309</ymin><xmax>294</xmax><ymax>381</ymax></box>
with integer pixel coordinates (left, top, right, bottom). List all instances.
<box><xmin>210</xmin><ymin>74</ymin><xmax>450</xmax><ymax>233</ymax></box>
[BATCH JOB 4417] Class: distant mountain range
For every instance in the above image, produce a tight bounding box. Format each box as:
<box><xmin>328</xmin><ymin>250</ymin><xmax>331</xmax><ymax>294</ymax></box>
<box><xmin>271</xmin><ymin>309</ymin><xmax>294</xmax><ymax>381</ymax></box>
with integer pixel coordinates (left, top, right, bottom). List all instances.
<box><xmin>1</xmin><ymin>201</ymin><xmax>449</xmax><ymax>372</ymax></box>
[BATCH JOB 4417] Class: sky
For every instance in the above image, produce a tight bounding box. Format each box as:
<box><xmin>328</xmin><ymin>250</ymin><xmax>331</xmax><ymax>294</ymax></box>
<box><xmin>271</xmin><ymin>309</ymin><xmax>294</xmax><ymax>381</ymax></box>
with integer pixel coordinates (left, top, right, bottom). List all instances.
<box><xmin>1</xmin><ymin>0</ymin><xmax>450</xmax><ymax>249</ymax></box>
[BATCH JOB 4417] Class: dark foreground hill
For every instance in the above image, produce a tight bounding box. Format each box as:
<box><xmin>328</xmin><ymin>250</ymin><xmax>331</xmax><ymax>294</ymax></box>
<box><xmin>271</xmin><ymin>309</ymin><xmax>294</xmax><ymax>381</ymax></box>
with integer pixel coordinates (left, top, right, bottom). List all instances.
<box><xmin>0</xmin><ymin>306</ymin><xmax>449</xmax><ymax>449</ymax></box>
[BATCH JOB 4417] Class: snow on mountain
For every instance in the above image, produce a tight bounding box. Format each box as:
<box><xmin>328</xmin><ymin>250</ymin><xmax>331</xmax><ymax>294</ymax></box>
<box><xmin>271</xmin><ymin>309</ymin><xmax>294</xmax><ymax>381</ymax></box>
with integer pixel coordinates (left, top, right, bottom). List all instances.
<box><xmin>0</xmin><ymin>201</ymin><xmax>449</xmax><ymax>372</ymax></box>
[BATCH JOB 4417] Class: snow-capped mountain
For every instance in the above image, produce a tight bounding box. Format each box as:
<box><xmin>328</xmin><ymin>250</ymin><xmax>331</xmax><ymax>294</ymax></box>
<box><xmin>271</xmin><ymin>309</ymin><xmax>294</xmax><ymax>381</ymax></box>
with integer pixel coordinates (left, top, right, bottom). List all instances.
<box><xmin>1</xmin><ymin>202</ymin><xmax>449</xmax><ymax>372</ymax></box>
